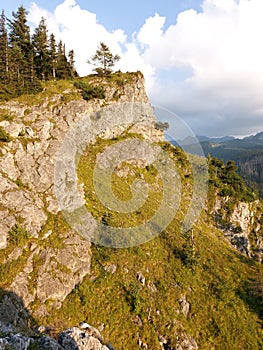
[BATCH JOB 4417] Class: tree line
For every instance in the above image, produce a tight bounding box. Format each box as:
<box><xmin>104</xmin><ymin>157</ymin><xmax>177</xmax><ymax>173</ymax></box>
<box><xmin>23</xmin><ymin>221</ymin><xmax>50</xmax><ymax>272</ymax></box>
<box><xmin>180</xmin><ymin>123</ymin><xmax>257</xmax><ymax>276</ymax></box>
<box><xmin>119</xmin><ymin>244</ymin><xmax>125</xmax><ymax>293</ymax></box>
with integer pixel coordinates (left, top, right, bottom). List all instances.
<box><xmin>0</xmin><ymin>6</ymin><xmax>78</xmax><ymax>100</ymax></box>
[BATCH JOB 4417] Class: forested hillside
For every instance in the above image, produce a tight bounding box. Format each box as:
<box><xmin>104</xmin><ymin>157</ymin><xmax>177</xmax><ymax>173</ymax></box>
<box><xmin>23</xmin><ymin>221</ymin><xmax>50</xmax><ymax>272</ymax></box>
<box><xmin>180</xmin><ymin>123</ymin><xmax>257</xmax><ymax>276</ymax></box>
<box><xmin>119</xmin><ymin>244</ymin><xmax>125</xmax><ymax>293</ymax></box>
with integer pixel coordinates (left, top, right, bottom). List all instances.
<box><xmin>199</xmin><ymin>132</ymin><xmax>263</xmax><ymax>197</ymax></box>
<box><xmin>0</xmin><ymin>6</ymin><xmax>77</xmax><ymax>100</ymax></box>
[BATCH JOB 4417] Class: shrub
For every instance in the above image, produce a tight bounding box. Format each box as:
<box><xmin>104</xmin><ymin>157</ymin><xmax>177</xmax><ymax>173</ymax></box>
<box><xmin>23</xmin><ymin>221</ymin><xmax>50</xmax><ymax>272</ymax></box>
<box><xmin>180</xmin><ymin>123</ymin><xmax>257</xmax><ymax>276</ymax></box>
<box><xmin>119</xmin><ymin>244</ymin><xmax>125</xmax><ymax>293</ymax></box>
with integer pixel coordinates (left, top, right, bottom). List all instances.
<box><xmin>74</xmin><ymin>80</ymin><xmax>105</xmax><ymax>101</ymax></box>
<box><xmin>8</xmin><ymin>224</ymin><xmax>29</xmax><ymax>246</ymax></box>
<box><xmin>0</xmin><ymin>110</ymin><xmax>15</xmax><ymax>121</ymax></box>
<box><xmin>0</xmin><ymin>127</ymin><xmax>12</xmax><ymax>142</ymax></box>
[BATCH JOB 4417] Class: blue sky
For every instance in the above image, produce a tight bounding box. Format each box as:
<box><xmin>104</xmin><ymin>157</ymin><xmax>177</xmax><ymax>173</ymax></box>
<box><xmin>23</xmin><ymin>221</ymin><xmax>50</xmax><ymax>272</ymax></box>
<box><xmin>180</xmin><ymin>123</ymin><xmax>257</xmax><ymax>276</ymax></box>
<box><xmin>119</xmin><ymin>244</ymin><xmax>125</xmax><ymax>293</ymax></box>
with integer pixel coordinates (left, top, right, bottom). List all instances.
<box><xmin>4</xmin><ymin>0</ymin><xmax>263</xmax><ymax>137</ymax></box>
<box><xmin>5</xmin><ymin>1</ymin><xmax>202</xmax><ymax>37</ymax></box>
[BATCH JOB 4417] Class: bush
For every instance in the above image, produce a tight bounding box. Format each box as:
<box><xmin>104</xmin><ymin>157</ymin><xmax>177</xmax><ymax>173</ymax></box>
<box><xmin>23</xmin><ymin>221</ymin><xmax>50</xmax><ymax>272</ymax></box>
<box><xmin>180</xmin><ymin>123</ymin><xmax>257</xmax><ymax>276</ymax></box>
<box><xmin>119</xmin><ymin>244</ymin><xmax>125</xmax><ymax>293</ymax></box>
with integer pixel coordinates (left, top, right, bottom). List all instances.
<box><xmin>74</xmin><ymin>80</ymin><xmax>105</xmax><ymax>101</ymax></box>
<box><xmin>0</xmin><ymin>127</ymin><xmax>12</xmax><ymax>142</ymax></box>
<box><xmin>8</xmin><ymin>224</ymin><xmax>29</xmax><ymax>246</ymax></box>
<box><xmin>0</xmin><ymin>111</ymin><xmax>15</xmax><ymax>121</ymax></box>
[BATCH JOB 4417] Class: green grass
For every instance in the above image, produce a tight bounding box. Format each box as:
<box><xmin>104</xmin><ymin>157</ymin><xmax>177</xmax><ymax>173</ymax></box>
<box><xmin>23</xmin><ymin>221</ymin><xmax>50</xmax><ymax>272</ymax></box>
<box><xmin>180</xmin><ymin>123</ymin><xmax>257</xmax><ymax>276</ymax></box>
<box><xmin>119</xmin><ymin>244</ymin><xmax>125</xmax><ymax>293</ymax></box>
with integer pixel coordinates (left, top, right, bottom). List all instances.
<box><xmin>0</xmin><ymin>223</ymin><xmax>32</xmax><ymax>289</ymax></box>
<box><xmin>8</xmin><ymin>224</ymin><xmax>29</xmax><ymax>246</ymax></box>
<box><xmin>74</xmin><ymin>71</ymin><xmax>144</xmax><ymax>102</ymax></box>
<box><xmin>38</xmin><ymin>218</ymin><xmax>263</xmax><ymax>349</ymax></box>
<box><xmin>0</xmin><ymin>109</ymin><xmax>16</xmax><ymax>121</ymax></box>
<box><xmin>73</xmin><ymin>80</ymin><xmax>106</xmax><ymax>101</ymax></box>
<box><xmin>15</xmin><ymin>80</ymin><xmax>81</xmax><ymax>106</ymax></box>
<box><xmin>10</xmin><ymin>72</ymin><xmax>142</xmax><ymax>108</ymax></box>
<box><xmin>82</xmin><ymin>71</ymin><xmax>143</xmax><ymax>86</ymax></box>
<box><xmin>77</xmin><ymin>135</ymin><xmax>166</xmax><ymax>229</ymax></box>
<box><xmin>0</xmin><ymin>72</ymin><xmax>143</xmax><ymax>114</ymax></box>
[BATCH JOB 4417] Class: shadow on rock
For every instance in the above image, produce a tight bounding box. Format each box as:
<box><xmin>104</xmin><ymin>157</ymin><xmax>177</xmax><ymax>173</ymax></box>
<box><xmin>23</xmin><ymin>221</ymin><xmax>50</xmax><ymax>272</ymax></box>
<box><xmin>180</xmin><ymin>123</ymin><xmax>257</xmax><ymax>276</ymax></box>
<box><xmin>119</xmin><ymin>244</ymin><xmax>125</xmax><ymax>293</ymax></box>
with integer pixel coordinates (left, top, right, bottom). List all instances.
<box><xmin>0</xmin><ymin>288</ymin><xmax>114</xmax><ymax>350</ymax></box>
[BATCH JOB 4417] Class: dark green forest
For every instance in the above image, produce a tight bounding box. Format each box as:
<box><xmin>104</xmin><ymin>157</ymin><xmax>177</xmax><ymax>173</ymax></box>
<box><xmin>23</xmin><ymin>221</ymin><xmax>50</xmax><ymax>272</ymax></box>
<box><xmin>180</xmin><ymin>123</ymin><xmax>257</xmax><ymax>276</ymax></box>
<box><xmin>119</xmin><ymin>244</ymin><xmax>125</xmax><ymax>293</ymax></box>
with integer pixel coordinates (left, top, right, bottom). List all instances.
<box><xmin>0</xmin><ymin>6</ymin><xmax>78</xmax><ymax>100</ymax></box>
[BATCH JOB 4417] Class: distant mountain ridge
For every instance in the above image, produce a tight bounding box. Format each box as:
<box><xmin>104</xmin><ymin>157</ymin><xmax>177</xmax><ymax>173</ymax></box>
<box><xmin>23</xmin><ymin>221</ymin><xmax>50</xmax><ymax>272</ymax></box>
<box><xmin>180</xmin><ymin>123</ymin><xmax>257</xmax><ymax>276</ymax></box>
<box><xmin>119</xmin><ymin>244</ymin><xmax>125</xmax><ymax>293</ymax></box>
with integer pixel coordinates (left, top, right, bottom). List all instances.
<box><xmin>199</xmin><ymin>131</ymin><xmax>263</xmax><ymax>147</ymax></box>
<box><xmin>197</xmin><ymin>135</ymin><xmax>235</xmax><ymax>143</ymax></box>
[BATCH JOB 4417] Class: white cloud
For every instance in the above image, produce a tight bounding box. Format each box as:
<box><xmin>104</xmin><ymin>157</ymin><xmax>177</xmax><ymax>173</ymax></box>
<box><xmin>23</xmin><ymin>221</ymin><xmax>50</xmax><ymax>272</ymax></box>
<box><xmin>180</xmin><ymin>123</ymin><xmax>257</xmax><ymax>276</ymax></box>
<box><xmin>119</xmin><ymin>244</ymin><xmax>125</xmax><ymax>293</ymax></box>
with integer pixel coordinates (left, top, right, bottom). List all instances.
<box><xmin>136</xmin><ymin>13</ymin><xmax>165</xmax><ymax>48</ymax></box>
<box><xmin>137</xmin><ymin>0</ymin><xmax>263</xmax><ymax>136</ymax></box>
<box><xmin>28</xmin><ymin>0</ymin><xmax>263</xmax><ymax>136</ymax></box>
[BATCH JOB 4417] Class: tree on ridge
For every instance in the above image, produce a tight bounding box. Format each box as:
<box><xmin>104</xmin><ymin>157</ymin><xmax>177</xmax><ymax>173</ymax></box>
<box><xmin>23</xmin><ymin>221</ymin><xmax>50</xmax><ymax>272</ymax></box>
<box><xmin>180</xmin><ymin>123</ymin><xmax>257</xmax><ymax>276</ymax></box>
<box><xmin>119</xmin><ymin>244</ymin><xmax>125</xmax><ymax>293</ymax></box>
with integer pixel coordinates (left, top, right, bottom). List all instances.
<box><xmin>88</xmin><ymin>41</ymin><xmax>120</xmax><ymax>76</ymax></box>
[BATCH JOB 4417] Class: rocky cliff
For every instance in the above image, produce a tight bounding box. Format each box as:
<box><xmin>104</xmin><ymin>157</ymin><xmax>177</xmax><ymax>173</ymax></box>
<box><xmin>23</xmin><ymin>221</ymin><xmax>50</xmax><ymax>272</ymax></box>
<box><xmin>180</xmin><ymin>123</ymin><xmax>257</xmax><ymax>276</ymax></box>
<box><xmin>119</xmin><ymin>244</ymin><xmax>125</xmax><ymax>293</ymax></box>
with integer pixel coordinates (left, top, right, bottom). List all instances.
<box><xmin>0</xmin><ymin>72</ymin><xmax>164</xmax><ymax>313</ymax></box>
<box><xmin>212</xmin><ymin>197</ymin><xmax>263</xmax><ymax>260</ymax></box>
<box><xmin>0</xmin><ymin>72</ymin><xmax>262</xmax><ymax>349</ymax></box>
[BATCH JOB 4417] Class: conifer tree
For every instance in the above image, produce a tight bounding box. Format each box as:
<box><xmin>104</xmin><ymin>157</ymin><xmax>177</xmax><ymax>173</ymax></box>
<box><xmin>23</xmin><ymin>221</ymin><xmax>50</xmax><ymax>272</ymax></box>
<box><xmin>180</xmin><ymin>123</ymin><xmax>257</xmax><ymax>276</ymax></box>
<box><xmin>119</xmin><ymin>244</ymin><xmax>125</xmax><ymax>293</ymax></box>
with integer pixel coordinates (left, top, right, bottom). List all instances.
<box><xmin>68</xmin><ymin>49</ymin><xmax>78</xmax><ymax>78</ymax></box>
<box><xmin>0</xmin><ymin>10</ymin><xmax>9</xmax><ymax>78</ymax></box>
<box><xmin>32</xmin><ymin>17</ymin><xmax>49</xmax><ymax>80</ymax></box>
<box><xmin>88</xmin><ymin>42</ymin><xmax>120</xmax><ymax>76</ymax></box>
<box><xmin>49</xmin><ymin>33</ymin><xmax>57</xmax><ymax>80</ymax></box>
<box><xmin>56</xmin><ymin>40</ymin><xmax>73</xmax><ymax>79</ymax></box>
<box><xmin>7</xmin><ymin>6</ymin><xmax>37</xmax><ymax>92</ymax></box>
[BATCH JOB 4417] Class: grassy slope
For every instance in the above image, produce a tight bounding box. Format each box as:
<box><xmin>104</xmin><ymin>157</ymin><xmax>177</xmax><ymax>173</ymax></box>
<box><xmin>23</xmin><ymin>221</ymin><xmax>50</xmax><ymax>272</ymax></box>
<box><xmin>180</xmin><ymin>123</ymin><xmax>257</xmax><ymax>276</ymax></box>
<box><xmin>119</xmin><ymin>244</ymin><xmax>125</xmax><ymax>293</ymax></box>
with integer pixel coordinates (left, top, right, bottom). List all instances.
<box><xmin>40</xmin><ymin>137</ymin><xmax>263</xmax><ymax>350</ymax></box>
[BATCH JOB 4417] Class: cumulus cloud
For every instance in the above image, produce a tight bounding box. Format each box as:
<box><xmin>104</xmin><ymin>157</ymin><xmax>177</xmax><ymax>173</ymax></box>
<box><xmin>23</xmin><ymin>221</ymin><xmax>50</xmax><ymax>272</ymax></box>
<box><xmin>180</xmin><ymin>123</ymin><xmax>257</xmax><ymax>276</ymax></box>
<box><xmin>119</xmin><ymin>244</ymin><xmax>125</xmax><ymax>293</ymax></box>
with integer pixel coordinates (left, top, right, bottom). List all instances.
<box><xmin>28</xmin><ymin>0</ymin><xmax>263</xmax><ymax>136</ymax></box>
<box><xmin>138</xmin><ymin>0</ymin><xmax>263</xmax><ymax>135</ymax></box>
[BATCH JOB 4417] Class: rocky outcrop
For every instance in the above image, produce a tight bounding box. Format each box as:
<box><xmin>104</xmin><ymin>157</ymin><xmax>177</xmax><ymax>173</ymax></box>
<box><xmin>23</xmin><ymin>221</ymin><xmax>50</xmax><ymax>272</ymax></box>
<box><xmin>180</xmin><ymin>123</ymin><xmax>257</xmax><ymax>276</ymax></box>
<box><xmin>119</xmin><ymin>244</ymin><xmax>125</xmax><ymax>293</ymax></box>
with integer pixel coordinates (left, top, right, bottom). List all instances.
<box><xmin>0</xmin><ymin>323</ymin><xmax>113</xmax><ymax>350</ymax></box>
<box><xmin>0</xmin><ymin>73</ymin><xmax>163</xmax><ymax>312</ymax></box>
<box><xmin>58</xmin><ymin>326</ymin><xmax>112</xmax><ymax>350</ymax></box>
<box><xmin>10</xmin><ymin>229</ymin><xmax>91</xmax><ymax>310</ymax></box>
<box><xmin>213</xmin><ymin>198</ymin><xmax>263</xmax><ymax>260</ymax></box>
<box><xmin>0</xmin><ymin>289</ymin><xmax>114</xmax><ymax>350</ymax></box>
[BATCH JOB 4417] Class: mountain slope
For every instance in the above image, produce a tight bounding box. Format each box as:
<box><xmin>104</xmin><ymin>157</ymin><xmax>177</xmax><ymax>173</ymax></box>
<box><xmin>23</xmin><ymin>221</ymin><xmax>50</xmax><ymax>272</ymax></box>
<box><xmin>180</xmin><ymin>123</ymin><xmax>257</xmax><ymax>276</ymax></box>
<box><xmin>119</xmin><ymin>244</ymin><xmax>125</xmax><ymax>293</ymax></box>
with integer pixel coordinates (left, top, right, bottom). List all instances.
<box><xmin>0</xmin><ymin>73</ymin><xmax>262</xmax><ymax>350</ymax></box>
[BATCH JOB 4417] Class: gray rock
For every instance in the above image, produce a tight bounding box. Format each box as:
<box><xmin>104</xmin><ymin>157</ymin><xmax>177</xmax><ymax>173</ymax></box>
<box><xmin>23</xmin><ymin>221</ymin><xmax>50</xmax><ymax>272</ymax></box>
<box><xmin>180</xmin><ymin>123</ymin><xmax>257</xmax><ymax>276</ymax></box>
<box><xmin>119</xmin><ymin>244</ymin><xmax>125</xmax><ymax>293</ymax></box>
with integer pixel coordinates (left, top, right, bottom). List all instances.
<box><xmin>0</xmin><ymin>334</ymin><xmax>31</xmax><ymax>349</ymax></box>
<box><xmin>132</xmin><ymin>315</ymin><xmax>143</xmax><ymax>327</ymax></box>
<box><xmin>10</xmin><ymin>231</ymin><xmax>90</xmax><ymax>310</ymax></box>
<box><xmin>137</xmin><ymin>271</ymin><xmax>146</xmax><ymax>285</ymax></box>
<box><xmin>147</xmin><ymin>281</ymin><xmax>157</xmax><ymax>292</ymax></box>
<box><xmin>58</xmin><ymin>326</ymin><xmax>110</xmax><ymax>350</ymax></box>
<box><xmin>0</xmin><ymin>152</ymin><xmax>20</xmax><ymax>180</ymax></box>
<box><xmin>178</xmin><ymin>296</ymin><xmax>190</xmax><ymax>318</ymax></box>
<box><xmin>35</xmin><ymin>336</ymin><xmax>64</xmax><ymax>349</ymax></box>
<box><xmin>103</xmin><ymin>264</ymin><xmax>117</xmax><ymax>274</ymax></box>
<box><xmin>0</xmin><ymin>293</ymin><xmax>30</xmax><ymax>333</ymax></box>
<box><xmin>181</xmin><ymin>335</ymin><xmax>198</xmax><ymax>350</ymax></box>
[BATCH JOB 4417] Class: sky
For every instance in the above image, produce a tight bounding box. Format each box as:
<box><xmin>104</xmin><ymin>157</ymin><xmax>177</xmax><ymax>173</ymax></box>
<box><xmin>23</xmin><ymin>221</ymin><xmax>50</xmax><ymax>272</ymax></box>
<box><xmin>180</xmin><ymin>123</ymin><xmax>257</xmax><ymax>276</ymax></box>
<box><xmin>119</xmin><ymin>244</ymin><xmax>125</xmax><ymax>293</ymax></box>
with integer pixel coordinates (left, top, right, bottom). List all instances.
<box><xmin>4</xmin><ymin>0</ymin><xmax>263</xmax><ymax>137</ymax></box>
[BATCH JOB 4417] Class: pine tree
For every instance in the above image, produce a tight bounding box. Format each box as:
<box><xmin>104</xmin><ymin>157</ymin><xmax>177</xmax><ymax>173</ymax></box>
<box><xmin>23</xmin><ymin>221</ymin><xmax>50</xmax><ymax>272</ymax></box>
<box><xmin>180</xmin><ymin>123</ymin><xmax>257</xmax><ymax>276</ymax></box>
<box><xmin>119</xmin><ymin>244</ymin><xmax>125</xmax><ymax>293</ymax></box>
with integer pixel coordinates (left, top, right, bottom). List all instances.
<box><xmin>32</xmin><ymin>17</ymin><xmax>50</xmax><ymax>80</ymax></box>
<box><xmin>68</xmin><ymin>49</ymin><xmax>78</xmax><ymax>78</ymax></box>
<box><xmin>49</xmin><ymin>33</ymin><xmax>57</xmax><ymax>80</ymax></box>
<box><xmin>88</xmin><ymin>42</ymin><xmax>120</xmax><ymax>76</ymax></box>
<box><xmin>56</xmin><ymin>40</ymin><xmax>72</xmax><ymax>79</ymax></box>
<box><xmin>0</xmin><ymin>10</ymin><xmax>10</xmax><ymax>99</ymax></box>
<box><xmin>7</xmin><ymin>6</ymin><xmax>36</xmax><ymax>92</ymax></box>
<box><xmin>0</xmin><ymin>10</ymin><xmax>9</xmax><ymax>78</ymax></box>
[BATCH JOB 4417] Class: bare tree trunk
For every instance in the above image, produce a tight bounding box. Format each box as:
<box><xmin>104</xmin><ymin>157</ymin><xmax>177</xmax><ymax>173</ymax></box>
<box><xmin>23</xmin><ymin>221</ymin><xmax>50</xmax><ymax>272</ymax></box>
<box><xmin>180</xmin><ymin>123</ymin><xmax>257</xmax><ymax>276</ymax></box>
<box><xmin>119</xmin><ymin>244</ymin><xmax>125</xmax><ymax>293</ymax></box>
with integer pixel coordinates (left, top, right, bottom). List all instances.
<box><xmin>52</xmin><ymin>60</ymin><xmax>56</xmax><ymax>80</ymax></box>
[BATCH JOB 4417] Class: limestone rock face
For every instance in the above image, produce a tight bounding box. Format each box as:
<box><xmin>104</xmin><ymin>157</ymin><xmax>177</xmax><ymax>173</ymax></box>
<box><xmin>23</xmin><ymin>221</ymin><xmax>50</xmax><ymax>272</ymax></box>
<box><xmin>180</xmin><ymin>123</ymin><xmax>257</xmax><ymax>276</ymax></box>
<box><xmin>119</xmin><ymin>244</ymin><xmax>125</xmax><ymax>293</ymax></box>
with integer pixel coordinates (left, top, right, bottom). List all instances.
<box><xmin>0</xmin><ymin>321</ymin><xmax>113</xmax><ymax>350</ymax></box>
<box><xmin>213</xmin><ymin>198</ymin><xmax>262</xmax><ymax>259</ymax></box>
<box><xmin>58</xmin><ymin>326</ymin><xmax>111</xmax><ymax>350</ymax></box>
<box><xmin>0</xmin><ymin>73</ymin><xmax>162</xmax><ymax>312</ymax></box>
<box><xmin>9</xmin><ymin>230</ymin><xmax>91</xmax><ymax>309</ymax></box>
